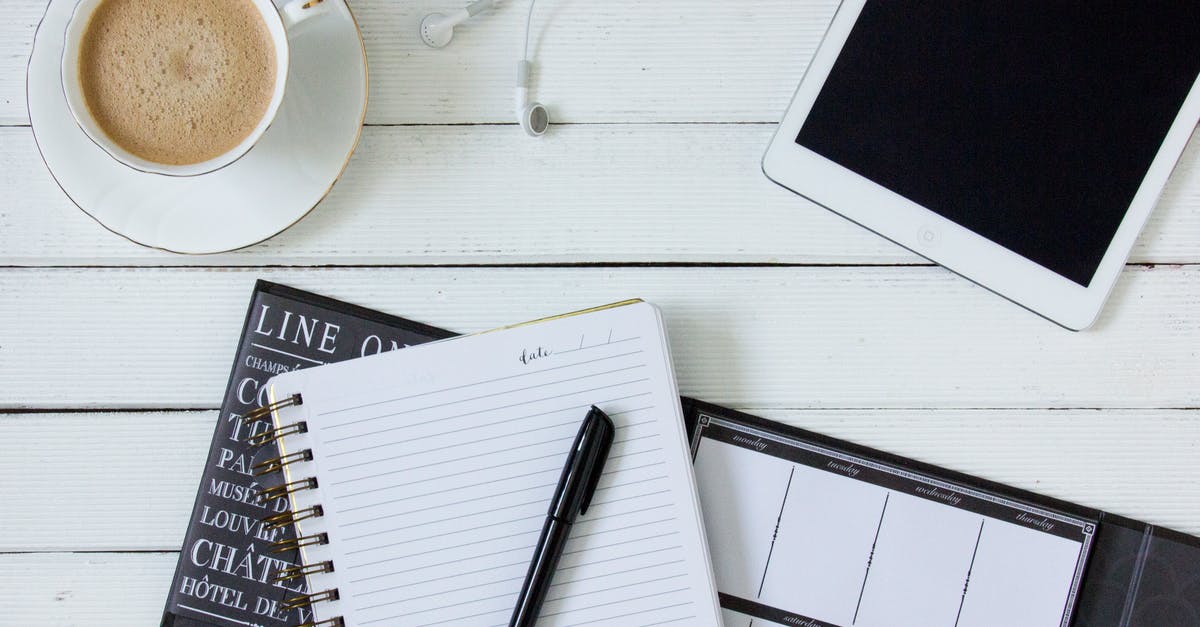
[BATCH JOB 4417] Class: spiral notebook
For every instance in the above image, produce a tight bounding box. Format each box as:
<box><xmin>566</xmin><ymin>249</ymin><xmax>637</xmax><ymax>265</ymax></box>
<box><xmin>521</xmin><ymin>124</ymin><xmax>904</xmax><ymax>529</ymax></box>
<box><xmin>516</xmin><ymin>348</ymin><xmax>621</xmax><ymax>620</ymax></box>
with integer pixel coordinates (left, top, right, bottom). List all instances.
<box><xmin>161</xmin><ymin>281</ymin><xmax>455</xmax><ymax>627</ymax></box>
<box><xmin>251</xmin><ymin>300</ymin><xmax>723</xmax><ymax>627</ymax></box>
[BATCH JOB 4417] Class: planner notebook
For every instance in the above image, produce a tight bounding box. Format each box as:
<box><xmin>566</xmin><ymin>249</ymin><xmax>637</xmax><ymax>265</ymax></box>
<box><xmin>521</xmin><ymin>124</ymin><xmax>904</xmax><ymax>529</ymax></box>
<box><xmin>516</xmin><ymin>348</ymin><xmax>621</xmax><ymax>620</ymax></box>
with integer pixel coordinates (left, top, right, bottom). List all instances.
<box><xmin>681</xmin><ymin>399</ymin><xmax>1200</xmax><ymax>627</ymax></box>
<box><xmin>254</xmin><ymin>300</ymin><xmax>722</xmax><ymax>627</ymax></box>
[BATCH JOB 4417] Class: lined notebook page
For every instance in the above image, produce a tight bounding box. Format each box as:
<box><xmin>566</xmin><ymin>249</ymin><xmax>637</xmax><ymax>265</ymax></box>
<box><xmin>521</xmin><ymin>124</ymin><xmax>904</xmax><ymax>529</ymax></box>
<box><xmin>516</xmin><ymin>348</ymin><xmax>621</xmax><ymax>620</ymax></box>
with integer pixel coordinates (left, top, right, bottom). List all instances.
<box><xmin>269</xmin><ymin>302</ymin><xmax>721</xmax><ymax>627</ymax></box>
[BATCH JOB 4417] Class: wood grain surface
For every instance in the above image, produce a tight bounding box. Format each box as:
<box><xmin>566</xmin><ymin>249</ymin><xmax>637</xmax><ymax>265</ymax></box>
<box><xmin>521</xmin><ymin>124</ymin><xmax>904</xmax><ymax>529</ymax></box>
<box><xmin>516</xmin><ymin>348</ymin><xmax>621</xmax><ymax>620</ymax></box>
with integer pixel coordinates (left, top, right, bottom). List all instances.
<box><xmin>2</xmin><ymin>0</ymin><xmax>1198</xmax><ymax>623</ymax></box>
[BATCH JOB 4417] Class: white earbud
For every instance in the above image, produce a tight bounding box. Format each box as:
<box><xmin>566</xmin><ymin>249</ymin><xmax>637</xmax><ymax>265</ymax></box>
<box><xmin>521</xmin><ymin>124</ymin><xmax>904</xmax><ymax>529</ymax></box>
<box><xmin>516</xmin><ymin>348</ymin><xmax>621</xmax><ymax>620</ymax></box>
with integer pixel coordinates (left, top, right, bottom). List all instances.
<box><xmin>419</xmin><ymin>0</ymin><xmax>496</xmax><ymax>48</ymax></box>
<box><xmin>422</xmin><ymin>0</ymin><xmax>550</xmax><ymax>136</ymax></box>
<box><xmin>516</xmin><ymin>61</ymin><xmax>549</xmax><ymax>137</ymax></box>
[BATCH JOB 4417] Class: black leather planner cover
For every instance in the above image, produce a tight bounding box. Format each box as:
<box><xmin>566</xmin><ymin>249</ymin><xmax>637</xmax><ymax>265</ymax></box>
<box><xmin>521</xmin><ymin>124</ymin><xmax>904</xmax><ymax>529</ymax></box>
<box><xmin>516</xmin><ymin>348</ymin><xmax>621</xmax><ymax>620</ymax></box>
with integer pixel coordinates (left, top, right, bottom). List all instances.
<box><xmin>161</xmin><ymin>281</ymin><xmax>456</xmax><ymax>627</ymax></box>
<box><xmin>681</xmin><ymin>397</ymin><xmax>1200</xmax><ymax>627</ymax></box>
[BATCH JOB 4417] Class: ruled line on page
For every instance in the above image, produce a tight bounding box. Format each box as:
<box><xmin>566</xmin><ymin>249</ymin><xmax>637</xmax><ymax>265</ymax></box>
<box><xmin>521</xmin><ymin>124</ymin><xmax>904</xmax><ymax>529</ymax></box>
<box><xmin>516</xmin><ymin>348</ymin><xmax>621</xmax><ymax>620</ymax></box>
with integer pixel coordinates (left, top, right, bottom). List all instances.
<box><xmin>607</xmin><ymin>446</ymin><xmax>665</xmax><ymax>462</ymax></box>
<box><xmin>324</xmin><ymin>377</ymin><xmax>652</xmax><ymax>446</ymax></box>
<box><xmin>329</xmin><ymin>436</ymin><xmax>577</xmax><ymax>487</ymax></box>
<box><xmin>553</xmin><ymin>545</ymin><xmax>684</xmax><ymax>574</ymax></box>
<box><xmin>641</xmin><ymin>615</ymin><xmax>699</xmax><ymax>626</ymax></box>
<box><xmin>340</xmin><ymin>482</ymin><xmax>671</xmax><ymax>543</ymax></box>
<box><xmin>397</xmin><ymin>543</ymin><xmax>691</xmax><ymax>599</ymax></box>
<box><xmin>355</xmin><ymin>573</ymin><xmax>526</xmax><ymax>614</ymax></box>
<box><xmin>545</xmin><ymin>570</ymin><xmax>686</xmax><ymax>603</ymax></box>
<box><xmin>330</xmin><ymin>432</ymin><xmax>661</xmax><ymax>488</ymax></box>
<box><xmin>347</xmin><ymin>479</ymin><xmax>673</xmax><ymax>570</ymax></box>
<box><xmin>327</xmin><ymin>401</ymin><xmax>655</xmax><ymax>460</ymax></box>
<box><xmin>342</xmin><ymin>497</ymin><xmax>551</xmax><ymax>542</ymax></box>
<box><xmin>339</xmin><ymin>467</ymin><xmax>562</xmax><ymax>515</ymax></box>
<box><xmin>573</xmin><ymin>502</ymin><xmax>676</xmax><ymax>525</ymax></box>
<box><xmin>339</xmin><ymin>482</ymin><xmax>559</xmax><ymax>528</ymax></box>
<box><xmin>586</xmin><ymin>487</ymin><xmax>672</xmax><ymax>509</ymax></box>
<box><xmin>341</xmin><ymin>462</ymin><xmax>664</xmax><ymax>518</ymax></box>
<box><xmin>348</xmin><ymin>530</ymin><xmax>682</xmax><ymax>589</ymax></box>
<box><xmin>406</xmin><ymin>570</ymin><xmax>691</xmax><ymax>620</ymax></box>
<box><xmin>367</xmin><ymin>555</ymin><xmax>691</xmax><ymax>618</ymax></box>
<box><xmin>571</xmin><ymin>516</ymin><xmax>678</xmax><ymax>541</ymax></box>
<box><xmin>348</xmin><ymin>544</ymin><xmax>538</xmax><ymax>585</ymax></box>
<box><xmin>363</xmin><ymin>562</ymin><xmax>692</xmax><ymax>625</ymax></box>
<box><xmin>353</xmin><ymin>562</ymin><xmax>694</xmax><ymax>622</ymax></box>
<box><xmin>334</xmin><ymin>451</ymin><xmax>661</xmax><ymax>504</ymax></box>
<box><xmin>319</xmin><ymin>348</ymin><xmax>645</xmax><ymax>421</ymax></box>
<box><xmin>352</xmin><ymin>526</ymin><xmax>543</xmax><ymax>570</ymax></box>
<box><xmin>343</xmin><ymin>502</ymin><xmax>676</xmax><ymax>559</ymax></box>
<box><xmin>537</xmin><ymin>590</ymin><xmax>691</xmax><ymax>621</ymax></box>
<box><xmin>344</xmin><ymin>513</ymin><xmax>547</xmax><ymax>556</ymax></box>
<box><xmin>335</xmin><ymin>451</ymin><xmax>565</xmax><ymax>500</ymax></box>
<box><xmin>345</xmin><ymin>482</ymin><xmax>676</xmax><ymax>566</ymax></box>
<box><xmin>553</xmin><ymin>334</ymin><xmax>641</xmax><ymax>356</ymax></box>
<box><xmin>333</xmin><ymin>412</ymin><xmax>655</xmax><ymax>468</ymax></box>
<box><xmin>354</xmin><ymin>558</ymin><xmax>533</xmax><ymax>598</ymax></box>
<box><xmin>357</xmin><ymin>553</ymin><xmax>688</xmax><ymax>621</ymax></box>
<box><xmin>331</xmin><ymin>420</ymin><xmax>580</xmax><ymax>471</ymax></box>
<box><xmin>592</xmin><ymin>474</ymin><xmax>669</xmax><ymax>494</ymax></box>
<box><xmin>323</xmin><ymin>360</ymin><xmax>648</xmax><ymax>439</ymax></box>
<box><xmin>556</xmin><ymin>602</ymin><xmax>694</xmax><ymax>627</ymax></box>
<box><xmin>560</xmin><ymin>532</ymin><xmax>682</xmax><ymax>559</ymax></box>
<box><xmin>553</xmin><ymin>558</ymin><xmax>688</xmax><ymax>588</ymax></box>
<box><xmin>329</xmin><ymin>413</ymin><xmax>657</xmax><ymax>475</ymax></box>
<box><xmin>349</xmin><ymin>512</ymin><xmax>680</xmax><ymax>573</ymax></box>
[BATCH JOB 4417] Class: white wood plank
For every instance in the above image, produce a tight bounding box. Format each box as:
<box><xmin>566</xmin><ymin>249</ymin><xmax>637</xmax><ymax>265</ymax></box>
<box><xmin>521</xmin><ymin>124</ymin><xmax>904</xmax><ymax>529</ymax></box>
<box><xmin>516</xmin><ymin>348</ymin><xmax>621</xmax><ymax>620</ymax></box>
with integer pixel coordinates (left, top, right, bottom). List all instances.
<box><xmin>351</xmin><ymin>0</ymin><xmax>839</xmax><ymax>125</ymax></box>
<box><xmin>0</xmin><ymin>266</ymin><xmax>1196</xmax><ymax>409</ymax></box>
<box><xmin>3</xmin><ymin>409</ymin><xmax>1198</xmax><ymax>553</ymax></box>
<box><xmin>0</xmin><ymin>553</ymin><xmax>175</xmax><ymax>627</ymax></box>
<box><xmin>0</xmin><ymin>2</ymin><xmax>41</xmax><ymax>126</ymax></box>
<box><xmin>0</xmin><ymin>412</ymin><xmax>214</xmax><ymax>552</ymax></box>
<box><xmin>5</xmin><ymin>0</ymin><xmax>837</xmax><ymax>126</ymax></box>
<box><xmin>3</xmin><ymin>125</ymin><xmax>1199</xmax><ymax>265</ymax></box>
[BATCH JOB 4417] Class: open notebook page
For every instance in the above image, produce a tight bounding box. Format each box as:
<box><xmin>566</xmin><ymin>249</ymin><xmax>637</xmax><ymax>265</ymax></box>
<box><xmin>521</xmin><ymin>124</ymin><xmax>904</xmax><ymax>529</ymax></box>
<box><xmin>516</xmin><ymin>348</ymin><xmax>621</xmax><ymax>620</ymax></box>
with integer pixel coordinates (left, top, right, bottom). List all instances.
<box><xmin>267</xmin><ymin>301</ymin><xmax>722</xmax><ymax>626</ymax></box>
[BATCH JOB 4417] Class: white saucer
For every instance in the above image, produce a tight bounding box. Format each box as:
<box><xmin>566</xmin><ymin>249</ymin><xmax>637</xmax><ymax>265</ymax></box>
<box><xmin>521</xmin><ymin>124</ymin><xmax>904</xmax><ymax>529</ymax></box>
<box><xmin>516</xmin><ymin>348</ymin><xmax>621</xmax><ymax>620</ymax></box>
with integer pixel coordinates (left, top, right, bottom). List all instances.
<box><xmin>28</xmin><ymin>0</ymin><xmax>368</xmax><ymax>254</ymax></box>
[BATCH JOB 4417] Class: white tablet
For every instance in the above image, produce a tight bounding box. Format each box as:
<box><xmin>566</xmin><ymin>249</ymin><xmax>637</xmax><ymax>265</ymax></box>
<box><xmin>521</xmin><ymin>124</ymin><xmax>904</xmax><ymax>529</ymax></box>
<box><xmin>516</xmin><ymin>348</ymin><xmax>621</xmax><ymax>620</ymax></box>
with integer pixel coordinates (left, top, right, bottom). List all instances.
<box><xmin>763</xmin><ymin>2</ymin><xmax>1200</xmax><ymax>329</ymax></box>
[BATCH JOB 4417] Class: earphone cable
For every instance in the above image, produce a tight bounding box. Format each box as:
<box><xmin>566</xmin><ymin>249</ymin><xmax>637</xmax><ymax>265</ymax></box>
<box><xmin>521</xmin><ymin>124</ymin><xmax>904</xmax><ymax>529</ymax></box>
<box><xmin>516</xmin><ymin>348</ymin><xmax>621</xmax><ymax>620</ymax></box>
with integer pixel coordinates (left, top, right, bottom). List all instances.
<box><xmin>523</xmin><ymin>0</ymin><xmax>538</xmax><ymax>61</ymax></box>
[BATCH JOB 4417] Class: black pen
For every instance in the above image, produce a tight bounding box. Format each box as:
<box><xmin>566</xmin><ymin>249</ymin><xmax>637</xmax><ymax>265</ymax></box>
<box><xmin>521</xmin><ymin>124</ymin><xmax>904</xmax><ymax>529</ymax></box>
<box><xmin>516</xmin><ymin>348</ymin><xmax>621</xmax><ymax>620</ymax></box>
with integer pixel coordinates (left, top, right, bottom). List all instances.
<box><xmin>509</xmin><ymin>405</ymin><xmax>615</xmax><ymax>627</ymax></box>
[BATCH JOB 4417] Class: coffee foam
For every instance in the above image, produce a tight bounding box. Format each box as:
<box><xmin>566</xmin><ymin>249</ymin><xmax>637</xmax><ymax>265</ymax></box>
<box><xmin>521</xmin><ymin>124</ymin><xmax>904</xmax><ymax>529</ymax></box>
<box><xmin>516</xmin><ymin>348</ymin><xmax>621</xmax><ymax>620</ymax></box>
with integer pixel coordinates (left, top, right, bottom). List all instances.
<box><xmin>79</xmin><ymin>0</ymin><xmax>277</xmax><ymax>166</ymax></box>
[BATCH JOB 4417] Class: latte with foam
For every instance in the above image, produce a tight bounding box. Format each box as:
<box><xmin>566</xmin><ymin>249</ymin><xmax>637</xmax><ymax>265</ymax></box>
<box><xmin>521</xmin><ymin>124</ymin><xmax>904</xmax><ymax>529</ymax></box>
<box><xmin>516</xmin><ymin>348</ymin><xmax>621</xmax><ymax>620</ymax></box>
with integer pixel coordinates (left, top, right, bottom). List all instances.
<box><xmin>79</xmin><ymin>0</ymin><xmax>277</xmax><ymax>166</ymax></box>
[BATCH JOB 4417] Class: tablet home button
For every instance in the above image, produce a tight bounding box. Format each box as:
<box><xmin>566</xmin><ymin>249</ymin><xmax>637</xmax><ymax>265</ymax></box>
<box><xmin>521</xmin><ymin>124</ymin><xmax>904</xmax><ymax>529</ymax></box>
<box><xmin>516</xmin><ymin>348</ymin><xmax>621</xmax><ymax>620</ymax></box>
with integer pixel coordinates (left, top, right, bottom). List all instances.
<box><xmin>918</xmin><ymin>226</ymin><xmax>939</xmax><ymax>247</ymax></box>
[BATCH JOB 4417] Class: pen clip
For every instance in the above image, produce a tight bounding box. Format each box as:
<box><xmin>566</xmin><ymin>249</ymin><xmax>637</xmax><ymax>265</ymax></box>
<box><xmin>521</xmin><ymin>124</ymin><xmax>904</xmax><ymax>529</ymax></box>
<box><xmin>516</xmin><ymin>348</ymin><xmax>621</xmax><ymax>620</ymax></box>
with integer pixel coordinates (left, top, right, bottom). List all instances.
<box><xmin>578</xmin><ymin>406</ymin><xmax>615</xmax><ymax>516</ymax></box>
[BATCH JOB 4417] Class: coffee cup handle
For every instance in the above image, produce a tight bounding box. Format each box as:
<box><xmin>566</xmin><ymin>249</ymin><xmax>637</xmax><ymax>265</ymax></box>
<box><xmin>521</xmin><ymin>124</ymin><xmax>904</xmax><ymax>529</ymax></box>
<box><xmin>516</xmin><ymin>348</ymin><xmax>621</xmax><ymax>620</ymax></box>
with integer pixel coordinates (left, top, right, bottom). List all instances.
<box><xmin>281</xmin><ymin>0</ymin><xmax>334</xmax><ymax>27</ymax></box>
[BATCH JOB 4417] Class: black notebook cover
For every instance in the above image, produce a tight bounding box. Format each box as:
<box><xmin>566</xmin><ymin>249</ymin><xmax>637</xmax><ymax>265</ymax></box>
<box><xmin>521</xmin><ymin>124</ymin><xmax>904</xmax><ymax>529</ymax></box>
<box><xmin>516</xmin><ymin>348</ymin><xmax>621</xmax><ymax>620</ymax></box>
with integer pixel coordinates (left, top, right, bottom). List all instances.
<box><xmin>681</xmin><ymin>397</ymin><xmax>1200</xmax><ymax>627</ymax></box>
<box><xmin>161</xmin><ymin>281</ymin><xmax>456</xmax><ymax>627</ymax></box>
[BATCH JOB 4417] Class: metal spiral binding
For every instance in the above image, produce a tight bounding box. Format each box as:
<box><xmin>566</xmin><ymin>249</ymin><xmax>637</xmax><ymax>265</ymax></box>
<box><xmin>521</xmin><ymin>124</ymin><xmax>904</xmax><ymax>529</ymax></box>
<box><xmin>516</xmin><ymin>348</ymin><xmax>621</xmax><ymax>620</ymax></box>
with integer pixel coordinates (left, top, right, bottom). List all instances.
<box><xmin>242</xmin><ymin>393</ymin><xmax>303</xmax><ymax>425</ymax></box>
<box><xmin>253</xmin><ymin>449</ymin><xmax>314</xmax><ymax>476</ymax></box>
<box><xmin>262</xmin><ymin>505</ymin><xmax>324</xmax><ymax>531</ymax></box>
<box><xmin>255</xmin><ymin>391</ymin><xmax>342</xmax><ymax>627</ymax></box>
<box><xmin>274</xmin><ymin>560</ymin><xmax>335</xmax><ymax>583</ymax></box>
<box><xmin>257</xmin><ymin>477</ymin><xmax>318</xmax><ymax>504</ymax></box>
<box><xmin>283</xmin><ymin>588</ymin><xmax>339</xmax><ymax>611</ymax></box>
<box><xmin>248</xmin><ymin>420</ymin><xmax>308</xmax><ymax>447</ymax></box>
<box><xmin>270</xmin><ymin>531</ymin><xmax>329</xmax><ymax>553</ymax></box>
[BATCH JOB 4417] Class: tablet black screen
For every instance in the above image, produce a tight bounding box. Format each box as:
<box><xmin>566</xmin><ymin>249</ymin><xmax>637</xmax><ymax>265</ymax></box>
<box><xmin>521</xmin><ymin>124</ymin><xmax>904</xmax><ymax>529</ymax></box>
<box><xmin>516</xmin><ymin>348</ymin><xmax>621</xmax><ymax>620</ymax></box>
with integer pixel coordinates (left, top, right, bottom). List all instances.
<box><xmin>796</xmin><ymin>3</ymin><xmax>1200</xmax><ymax>286</ymax></box>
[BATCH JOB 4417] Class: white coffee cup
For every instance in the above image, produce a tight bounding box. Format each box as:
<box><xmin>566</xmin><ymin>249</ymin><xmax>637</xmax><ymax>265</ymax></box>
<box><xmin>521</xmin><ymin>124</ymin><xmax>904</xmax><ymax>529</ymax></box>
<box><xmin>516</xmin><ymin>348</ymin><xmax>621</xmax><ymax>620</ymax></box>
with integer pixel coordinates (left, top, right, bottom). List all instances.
<box><xmin>60</xmin><ymin>0</ymin><xmax>331</xmax><ymax>177</ymax></box>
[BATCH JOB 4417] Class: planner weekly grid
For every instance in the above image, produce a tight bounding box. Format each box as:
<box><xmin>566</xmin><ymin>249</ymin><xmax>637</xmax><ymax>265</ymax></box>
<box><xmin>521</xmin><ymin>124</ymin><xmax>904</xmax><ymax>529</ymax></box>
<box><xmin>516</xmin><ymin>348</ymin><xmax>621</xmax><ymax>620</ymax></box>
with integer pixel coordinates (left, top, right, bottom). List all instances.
<box><xmin>692</xmin><ymin>413</ymin><xmax>1095</xmax><ymax>627</ymax></box>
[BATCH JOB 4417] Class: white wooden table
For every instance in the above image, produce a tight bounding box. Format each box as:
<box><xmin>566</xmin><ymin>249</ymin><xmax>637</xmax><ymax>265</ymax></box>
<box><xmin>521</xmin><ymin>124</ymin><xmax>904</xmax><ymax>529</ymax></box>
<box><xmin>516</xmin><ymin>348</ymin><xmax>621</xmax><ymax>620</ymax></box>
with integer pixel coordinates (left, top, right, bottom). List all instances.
<box><xmin>1</xmin><ymin>2</ymin><xmax>1198</xmax><ymax>624</ymax></box>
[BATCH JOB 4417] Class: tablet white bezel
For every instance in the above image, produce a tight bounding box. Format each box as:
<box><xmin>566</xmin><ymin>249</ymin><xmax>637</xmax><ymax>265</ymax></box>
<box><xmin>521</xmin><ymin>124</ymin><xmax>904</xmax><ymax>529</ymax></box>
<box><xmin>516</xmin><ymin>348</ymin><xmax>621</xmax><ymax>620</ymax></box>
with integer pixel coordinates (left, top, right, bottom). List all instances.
<box><xmin>763</xmin><ymin>0</ymin><xmax>1200</xmax><ymax>330</ymax></box>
